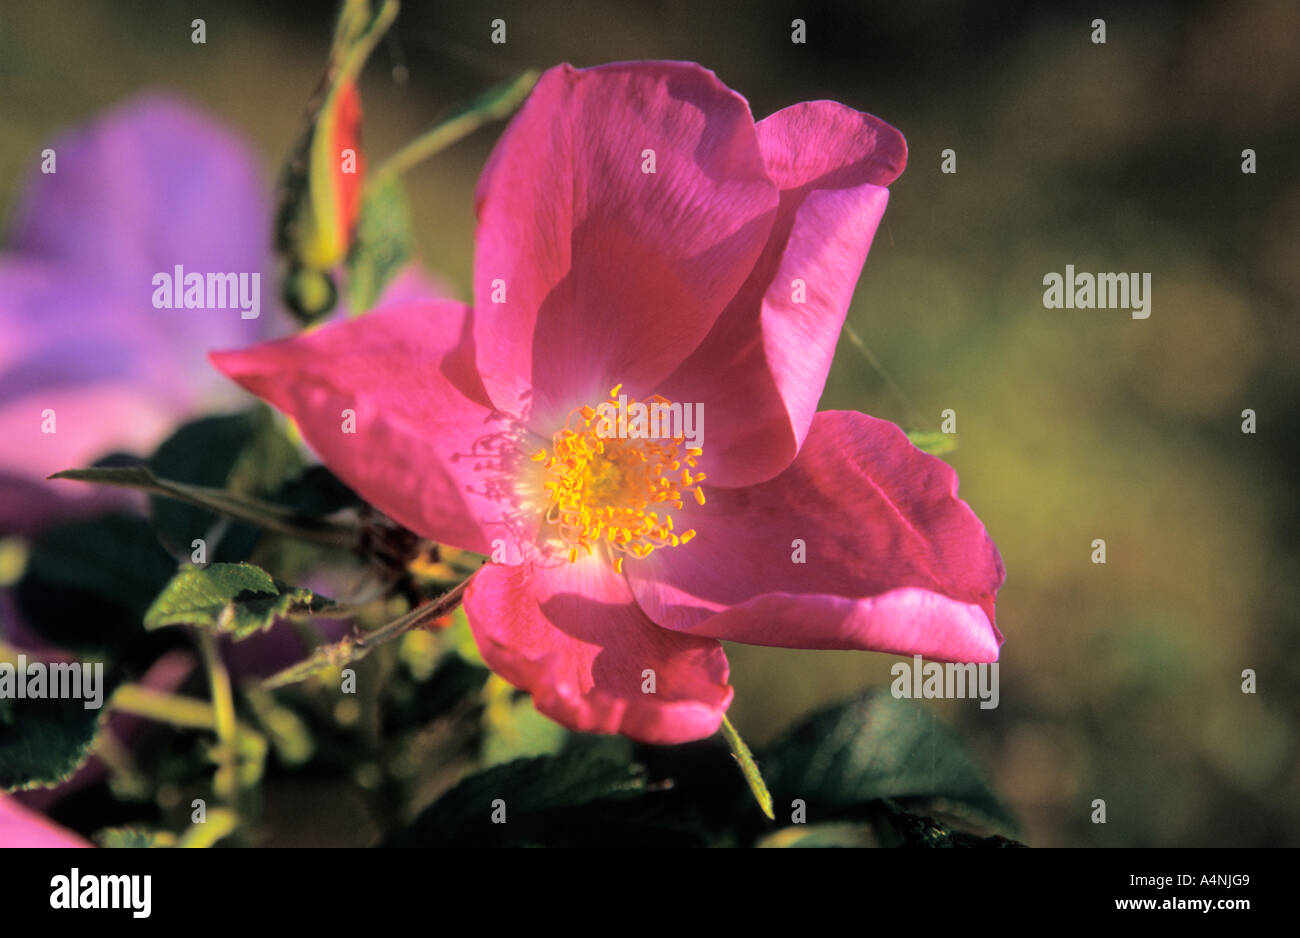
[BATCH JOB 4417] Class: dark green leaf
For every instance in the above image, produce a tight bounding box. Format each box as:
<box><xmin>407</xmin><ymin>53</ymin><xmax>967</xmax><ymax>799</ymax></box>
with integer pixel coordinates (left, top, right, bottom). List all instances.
<box><xmin>382</xmin><ymin>653</ymin><xmax>488</xmax><ymax>735</ymax></box>
<box><xmin>148</xmin><ymin>408</ymin><xmax>302</xmax><ymax>560</ymax></box>
<box><xmin>761</xmin><ymin>689</ymin><xmax>1017</xmax><ymax>834</ymax></box>
<box><xmin>0</xmin><ymin>693</ymin><xmax>105</xmax><ymax>791</ymax></box>
<box><xmin>387</xmin><ymin>750</ymin><xmax>704</xmax><ymax>847</ymax></box>
<box><xmin>143</xmin><ymin>562</ymin><xmax>335</xmax><ymax>641</ymax></box>
<box><xmin>868</xmin><ymin>799</ymin><xmax>1026</xmax><ymax>847</ymax></box>
<box><xmin>14</xmin><ymin>514</ymin><xmax>176</xmax><ymax>656</ymax></box>
<box><xmin>269</xmin><ymin>465</ymin><xmax>361</xmax><ymax>515</ymax></box>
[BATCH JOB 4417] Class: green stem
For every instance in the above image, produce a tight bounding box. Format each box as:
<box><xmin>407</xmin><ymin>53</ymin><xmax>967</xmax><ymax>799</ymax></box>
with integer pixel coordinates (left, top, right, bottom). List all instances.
<box><xmin>177</xmin><ymin>808</ymin><xmax>239</xmax><ymax>849</ymax></box>
<box><xmin>260</xmin><ymin>570</ymin><xmax>477</xmax><ymax>690</ymax></box>
<box><xmin>720</xmin><ymin>713</ymin><xmax>775</xmax><ymax>820</ymax></box>
<box><xmin>358</xmin><ymin>572</ymin><xmax>474</xmax><ymax>648</ymax></box>
<box><xmin>198</xmin><ymin>631</ymin><xmax>239</xmax><ymax>804</ymax></box>
<box><xmin>91</xmin><ymin>728</ymin><xmax>149</xmax><ymax>798</ymax></box>
<box><xmin>109</xmin><ymin>684</ymin><xmax>266</xmax><ymax>748</ymax></box>
<box><xmin>111</xmin><ymin>684</ymin><xmax>224</xmax><ymax>730</ymax></box>
<box><xmin>375</xmin><ymin>70</ymin><xmax>539</xmax><ymax>178</ymax></box>
<box><xmin>49</xmin><ymin>466</ymin><xmax>360</xmax><ymax>549</ymax></box>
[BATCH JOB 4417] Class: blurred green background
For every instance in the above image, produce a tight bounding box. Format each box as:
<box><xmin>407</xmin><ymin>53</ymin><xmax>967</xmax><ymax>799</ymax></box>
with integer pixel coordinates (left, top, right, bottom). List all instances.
<box><xmin>2</xmin><ymin>0</ymin><xmax>1297</xmax><ymax>846</ymax></box>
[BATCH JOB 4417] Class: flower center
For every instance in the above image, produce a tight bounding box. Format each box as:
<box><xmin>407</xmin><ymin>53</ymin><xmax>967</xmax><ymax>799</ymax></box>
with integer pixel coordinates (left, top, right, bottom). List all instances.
<box><xmin>531</xmin><ymin>385</ymin><xmax>704</xmax><ymax>573</ymax></box>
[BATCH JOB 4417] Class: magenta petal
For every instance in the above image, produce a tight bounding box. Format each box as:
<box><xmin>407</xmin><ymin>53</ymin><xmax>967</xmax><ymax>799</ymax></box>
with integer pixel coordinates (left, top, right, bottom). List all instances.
<box><xmin>464</xmin><ymin>558</ymin><xmax>733</xmax><ymax>744</ymax></box>
<box><xmin>0</xmin><ymin>794</ymin><xmax>90</xmax><ymax>847</ymax></box>
<box><xmin>655</xmin><ymin>101</ymin><xmax>906</xmax><ymax>488</ymax></box>
<box><xmin>628</xmin><ymin>411</ymin><xmax>1004</xmax><ymax>662</ymax></box>
<box><xmin>472</xmin><ymin>62</ymin><xmax>779</xmax><ymax>424</ymax></box>
<box><xmin>210</xmin><ymin>301</ymin><xmax>528</xmax><ymax>556</ymax></box>
<box><xmin>755</xmin><ymin>99</ymin><xmax>907</xmax><ymax>191</ymax></box>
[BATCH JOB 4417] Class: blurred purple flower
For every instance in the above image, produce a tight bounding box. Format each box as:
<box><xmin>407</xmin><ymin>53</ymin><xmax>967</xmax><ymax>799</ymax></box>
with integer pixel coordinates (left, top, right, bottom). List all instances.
<box><xmin>0</xmin><ymin>94</ymin><xmax>284</xmax><ymax>535</ymax></box>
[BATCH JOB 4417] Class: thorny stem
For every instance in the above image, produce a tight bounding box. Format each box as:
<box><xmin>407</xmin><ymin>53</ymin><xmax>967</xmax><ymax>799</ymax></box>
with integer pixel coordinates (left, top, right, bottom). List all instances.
<box><xmin>259</xmin><ymin>569</ymin><xmax>478</xmax><ymax>690</ymax></box>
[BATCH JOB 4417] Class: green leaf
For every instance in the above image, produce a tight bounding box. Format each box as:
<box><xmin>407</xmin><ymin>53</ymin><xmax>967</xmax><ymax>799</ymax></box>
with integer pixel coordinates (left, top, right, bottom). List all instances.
<box><xmin>382</xmin><ymin>652</ymin><xmax>488</xmax><ymax>734</ymax></box>
<box><xmin>345</xmin><ymin>172</ymin><xmax>414</xmax><ymax>315</ymax></box>
<box><xmin>0</xmin><ymin>692</ymin><xmax>105</xmax><ymax>791</ymax></box>
<box><xmin>761</xmin><ymin>688</ymin><xmax>1017</xmax><ymax>835</ymax></box>
<box><xmin>868</xmin><ymin>799</ymin><xmax>1025</xmax><ymax>847</ymax></box>
<box><xmin>269</xmin><ymin>465</ymin><xmax>361</xmax><ymax>515</ymax></box>
<box><xmin>387</xmin><ymin>750</ymin><xmax>704</xmax><ymax>847</ymax></box>
<box><xmin>14</xmin><ymin>514</ymin><xmax>177</xmax><ymax>656</ymax></box>
<box><xmin>906</xmin><ymin>429</ymin><xmax>958</xmax><ymax>455</ymax></box>
<box><xmin>147</xmin><ymin>408</ymin><xmax>302</xmax><ymax>559</ymax></box>
<box><xmin>143</xmin><ymin>562</ymin><xmax>336</xmax><ymax>641</ymax></box>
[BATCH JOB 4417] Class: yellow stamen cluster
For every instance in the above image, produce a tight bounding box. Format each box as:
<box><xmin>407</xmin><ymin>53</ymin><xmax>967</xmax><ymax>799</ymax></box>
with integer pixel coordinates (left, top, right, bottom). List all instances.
<box><xmin>532</xmin><ymin>385</ymin><xmax>705</xmax><ymax>571</ymax></box>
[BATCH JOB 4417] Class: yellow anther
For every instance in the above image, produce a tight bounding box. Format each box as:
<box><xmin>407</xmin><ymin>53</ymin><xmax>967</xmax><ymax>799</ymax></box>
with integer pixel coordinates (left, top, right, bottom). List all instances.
<box><xmin>534</xmin><ymin>386</ymin><xmax>705</xmax><ymax>571</ymax></box>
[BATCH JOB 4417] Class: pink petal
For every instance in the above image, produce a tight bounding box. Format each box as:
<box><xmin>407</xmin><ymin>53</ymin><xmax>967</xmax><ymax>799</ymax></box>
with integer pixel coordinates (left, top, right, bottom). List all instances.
<box><xmin>655</xmin><ymin>101</ymin><xmax>906</xmax><ymax>488</ymax></box>
<box><xmin>0</xmin><ymin>794</ymin><xmax>90</xmax><ymax>847</ymax></box>
<box><xmin>627</xmin><ymin>411</ymin><xmax>1004</xmax><ymax>662</ymax></box>
<box><xmin>756</xmin><ymin>99</ymin><xmax>907</xmax><ymax>191</ymax></box>
<box><xmin>210</xmin><ymin>301</ymin><xmax>531</xmax><ymax>557</ymax></box>
<box><xmin>472</xmin><ymin>62</ymin><xmax>779</xmax><ymax>426</ymax></box>
<box><xmin>464</xmin><ymin>557</ymin><xmax>733</xmax><ymax>744</ymax></box>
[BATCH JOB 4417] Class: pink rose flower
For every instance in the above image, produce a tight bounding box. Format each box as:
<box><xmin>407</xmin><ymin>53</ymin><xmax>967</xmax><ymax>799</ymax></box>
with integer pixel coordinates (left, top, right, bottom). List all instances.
<box><xmin>212</xmin><ymin>62</ymin><xmax>1005</xmax><ymax>744</ymax></box>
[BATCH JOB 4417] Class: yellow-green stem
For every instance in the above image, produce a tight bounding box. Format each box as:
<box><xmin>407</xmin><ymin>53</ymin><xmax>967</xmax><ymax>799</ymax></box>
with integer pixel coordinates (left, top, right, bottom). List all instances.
<box><xmin>197</xmin><ymin>631</ymin><xmax>239</xmax><ymax>803</ymax></box>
